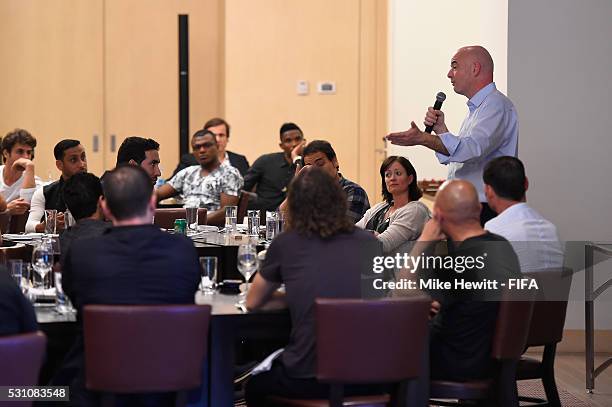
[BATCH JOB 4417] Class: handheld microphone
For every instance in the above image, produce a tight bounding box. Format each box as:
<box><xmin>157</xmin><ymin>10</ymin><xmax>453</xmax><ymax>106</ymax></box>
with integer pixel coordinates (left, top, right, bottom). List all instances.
<box><xmin>424</xmin><ymin>92</ymin><xmax>446</xmax><ymax>133</ymax></box>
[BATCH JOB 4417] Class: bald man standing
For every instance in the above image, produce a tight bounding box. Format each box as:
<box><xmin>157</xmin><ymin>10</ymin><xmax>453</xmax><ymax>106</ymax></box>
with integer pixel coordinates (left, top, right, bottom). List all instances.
<box><xmin>387</xmin><ymin>46</ymin><xmax>518</xmax><ymax>225</ymax></box>
<box><xmin>400</xmin><ymin>180</ymin><xmax>521</xmax><ymax>381</ymax></box>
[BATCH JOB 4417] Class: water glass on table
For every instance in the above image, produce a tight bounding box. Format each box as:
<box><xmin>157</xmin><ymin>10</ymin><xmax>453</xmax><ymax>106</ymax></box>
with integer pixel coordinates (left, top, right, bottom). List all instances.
<box><xmin>45</xmin><ymin>209</ymin><xmax>58</xmax><ymax>235</ymax></box>
<box><xmin>54</xmin><ymin>270</ymin><xmax>73</xmax><ymax>314</ymax></box>
<box><xmin>224</xmin><ymin>205</ymin><xmax>238</xmax><ymax>234</ymax></box>
<box><xmin>237</xmin><ymin>244</ymin><xmax>259</xmax><ymax>298</ymax></box>
<box><xmin>185</xmin><ymin>207</ymin><xmax>199</xmax><ymax>234</ymax></box>
<box><xmin>9</xmin><ymin>259</ymin><xmax>23</xmax><ymax>287</ymax></box>
<box><xmin>265</xmin><ymin>211</ymin><xmax>278</xmax><ymax>241</ymax></box>
<box><xmin>32</xmin><ymin>238</ymin><xmax>53</xmax><ymax>289</ymax></box>
<box><xmin>199</xmin><ymin>256</ymin><xmax>218</xmax><ymax>294</ymax></box>
<box><xmin>247</xmin><ymin>210</ymin><xmax>260</xmax><ymax>236</ymax></box>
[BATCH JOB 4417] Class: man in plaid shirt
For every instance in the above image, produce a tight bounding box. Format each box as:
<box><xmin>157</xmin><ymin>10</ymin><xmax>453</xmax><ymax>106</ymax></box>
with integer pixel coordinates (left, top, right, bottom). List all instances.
<box><xmin>299</xmin><ymin>140</ymin><xmax>370</xmax><ymax>223</ymax></box>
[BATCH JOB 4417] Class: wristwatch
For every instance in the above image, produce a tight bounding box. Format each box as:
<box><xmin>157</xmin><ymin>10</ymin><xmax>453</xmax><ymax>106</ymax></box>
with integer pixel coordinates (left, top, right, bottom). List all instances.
<box><xmin>293</xmin><ymin>155</ymin><xmax>303</xmax><ymax>165</ymax></box>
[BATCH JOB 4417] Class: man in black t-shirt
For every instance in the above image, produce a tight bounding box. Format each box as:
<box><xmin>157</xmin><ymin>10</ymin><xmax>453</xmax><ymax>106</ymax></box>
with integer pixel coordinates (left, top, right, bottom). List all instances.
<box><xmin>398</xmin><ymin>179</ymin><xmax>521</xmax><ymax>381</ymax></box>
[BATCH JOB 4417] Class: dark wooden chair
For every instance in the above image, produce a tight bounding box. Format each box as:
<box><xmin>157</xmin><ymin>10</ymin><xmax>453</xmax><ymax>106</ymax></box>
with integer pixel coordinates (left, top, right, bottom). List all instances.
<box><xmin>83</xmin><ymin>304</ymin><xmax>212</xmax><ymax>407</ymax></box>
<box><xmin>517</xmin><ymin>268</ymin><xmax>573</xmax><ymax>407</ymax></box>
<box><xmin>236</xmin><ymin>190</ymin><xmax>253</xmax><ymax>224</ymax></box>
<box><xmin>0</xmin><ymin>331</ymin><xmax>47</xmax><ymax>407</ymax></box>
<box><xmin>154</xmin><ymin>208</ymin><xmax>207</xmax><ymax>229</ymax></box>
<box><xmin>268</xmin><ymin>296</ymin><xmax>431</xmax><ymax>407</ymax></box>
<box><xmin>8</xmin><ymin>213</ymin><xmax>28</xmax><ymax>233</ymax></box>
<box><xmin>430</xmin><ymin>289</ymin><xmax>535</xmax><ymax>407</ymax></box>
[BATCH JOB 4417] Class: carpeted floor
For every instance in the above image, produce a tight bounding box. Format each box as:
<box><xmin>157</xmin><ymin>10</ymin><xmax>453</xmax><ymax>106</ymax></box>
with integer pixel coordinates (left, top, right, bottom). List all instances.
<box><xmin>518</xmin><ymin>381</ymin><xmax>593</xmax><ymax>406</ymax></box>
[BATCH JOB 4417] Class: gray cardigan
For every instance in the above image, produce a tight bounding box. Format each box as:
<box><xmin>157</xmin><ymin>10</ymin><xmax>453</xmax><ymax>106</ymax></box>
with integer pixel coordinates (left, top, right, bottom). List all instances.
<box><xmin>356</xmin><ymin>200</ymin><xmax>431</xmax><ymax>255</ymax></box>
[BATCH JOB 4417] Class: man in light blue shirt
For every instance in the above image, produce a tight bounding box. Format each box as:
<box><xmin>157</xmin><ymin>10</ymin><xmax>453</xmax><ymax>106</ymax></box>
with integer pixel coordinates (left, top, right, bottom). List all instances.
<box><xmin>387</xmin><ymin>45</ymin><xmax>518</xmax><ymax>225</ymax></box>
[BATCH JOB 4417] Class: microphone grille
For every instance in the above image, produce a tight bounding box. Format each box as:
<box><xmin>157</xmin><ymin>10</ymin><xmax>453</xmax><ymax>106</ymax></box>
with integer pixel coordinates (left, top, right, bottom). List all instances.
<box><xmin>436</xmin><ymin>92</ymin><xmax>447</xmax><ymax>102</ymax></box>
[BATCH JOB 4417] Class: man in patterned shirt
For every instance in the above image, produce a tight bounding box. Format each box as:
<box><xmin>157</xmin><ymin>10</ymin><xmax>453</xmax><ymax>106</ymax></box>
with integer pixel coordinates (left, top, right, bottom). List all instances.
<box><xmin>157</xmin><ymin>129</ymin><xmax>243</xmax><ymax>225</ymax></box>
<box><xmin>280</xmin><ymin>140</ymin><xmax>370</xmax><ymax>223</ymax></box>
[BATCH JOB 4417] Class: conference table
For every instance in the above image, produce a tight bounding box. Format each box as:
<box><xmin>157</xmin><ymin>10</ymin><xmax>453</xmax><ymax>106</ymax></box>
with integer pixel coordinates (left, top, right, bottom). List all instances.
<box><xmin>36</xmin><ymin>291</ymin><xmax>291</xmax><ymax>407</ymax></box>
<box><xmin>13</xmin><ymin>228</ymin><xmax>286</xmax><ymax>406</ymax></box>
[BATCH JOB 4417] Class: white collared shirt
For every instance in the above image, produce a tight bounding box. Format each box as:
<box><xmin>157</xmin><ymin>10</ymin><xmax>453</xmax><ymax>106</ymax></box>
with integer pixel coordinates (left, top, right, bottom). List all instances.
<box><xmin>485</xmin><ymin>203</ymin><xmax>564</xmax><ymax>272</ymax></box>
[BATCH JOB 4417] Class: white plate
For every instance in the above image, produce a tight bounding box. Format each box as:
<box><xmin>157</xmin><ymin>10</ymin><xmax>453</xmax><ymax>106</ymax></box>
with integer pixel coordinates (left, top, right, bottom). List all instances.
<box><xmin>3</xmin><ymin>233</ymin><xmax>46</xmax><ymax>241</ymax></box>
<box><xmin>197</xmin><ymin>225</ymin><xmax>220</xmax><ymax>232</ymax></box>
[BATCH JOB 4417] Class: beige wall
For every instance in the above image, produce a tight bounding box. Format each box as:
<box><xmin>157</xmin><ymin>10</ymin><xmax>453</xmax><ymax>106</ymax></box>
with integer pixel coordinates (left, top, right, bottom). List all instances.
<box><xmin>0</xmin><ymin>0</ymin><xmax>385</xmax><ymax>198</ymax></box>
<box><xmin>0</xmin><ymin>0</ymin><xmax>104</xmax><ymax>178</ymax></box>
<box><xmin>0</xmin><ymin>0</ymin><xmax>222</xmax><ymax>180</ymax></box>
<box><xmin>224</xmin><ymin>0</ymin><xmax>386</xmax><ymax>200</ymax></box>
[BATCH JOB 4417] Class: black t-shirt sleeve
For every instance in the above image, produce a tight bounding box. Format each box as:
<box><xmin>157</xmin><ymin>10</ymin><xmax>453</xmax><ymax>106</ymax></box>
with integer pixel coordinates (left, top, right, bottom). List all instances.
<box><xmin>259</xmin><ymin>237</ymin><xmax>283</xmax><ymax>283</ymax></box>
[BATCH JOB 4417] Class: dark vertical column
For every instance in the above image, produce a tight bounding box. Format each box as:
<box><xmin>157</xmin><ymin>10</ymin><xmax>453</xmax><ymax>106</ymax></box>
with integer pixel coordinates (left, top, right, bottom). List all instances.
<box><xmin>178</xmin><ymin>14</ymin><xmax>189</xmax><ymax>158</ymax></box>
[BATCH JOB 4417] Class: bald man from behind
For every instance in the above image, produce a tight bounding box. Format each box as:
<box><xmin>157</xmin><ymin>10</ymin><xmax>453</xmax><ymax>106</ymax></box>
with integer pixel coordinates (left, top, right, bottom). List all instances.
<box><xmin>397</xmin><ymin>180</ymin><xmax>521</xmax><ymax>381</ymax></box>
<box><xmin>387</xmin><ymin>46</ymin><xmax>519</xmax><ymax>225</ymax></box>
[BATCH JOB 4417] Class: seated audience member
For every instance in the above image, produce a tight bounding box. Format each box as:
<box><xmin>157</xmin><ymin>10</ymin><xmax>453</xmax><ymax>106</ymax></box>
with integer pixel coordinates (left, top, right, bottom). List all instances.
<box><xmin>59</xmin><ymin>172</ymin><xmax>109</xmax><ymax>267</ymax></box>
<box><xmin>279</xmin><ymin>140</ymin><xmax>370</xmax><ymax>223</ymax></box>
<box><xmin>483</xmin><ymin>156</ymin><xmax>564</xmax><ymax>272</ymax></box>
<box><xmin>356</xmin><ymin>156</ymin><xmax>430</xmax><ymax>255</ymax></box>
<box><xmin>61</xmin><ymin>165</ymin><xmax>200</xmax><ymax>404</ymax></box>
<box><xmin>115</xmin><ymin>136</ymin><xmax>161</xmax><ymax>185</ymax></box>
<box><xmin>397</xmin><ymin>180</ymin><xmax>521</xmax><ymax>381</ymax></box>
<box><xmin>157</xmin><ymin>129</ymin><xmax>243</xmax><ymax>225</ymax></box>
<box><xmin>172</xmin><ymin>117</ymin><xmax>250</xmax><ymax>176</ymax></box>
<box><xmin>0</xmin><ymin>266</ymin><xmax>37</xmax><ymax>336</ymax></box>
<box><xmin>243</xmin><ymin>122</ymin><xmax>305</xmax><ymax>211</ymax></box>
<box><xmin>245</xmin><ymin>167</ymin><xmax>383</xmax><ymax>405</ymax></box>
<box><xmin>26</xmin><ymin>139</ymin><xmax>87</xmax><ymax>233</ymax></box>
<box><xmin>0</xmin><ymin>129</ymin><xmax>40</xmax><ymax>215</ymax></box>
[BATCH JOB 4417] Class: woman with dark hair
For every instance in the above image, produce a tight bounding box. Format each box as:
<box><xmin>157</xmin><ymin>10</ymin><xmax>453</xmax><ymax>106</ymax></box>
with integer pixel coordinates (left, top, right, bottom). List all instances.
<box><xmin>356</xmin><ymin>156</ymin><xmax>430</xmax><ymax>254</ymax></box>
<box><xmin>245</xmin><ymin>166</ymin><xmax>383</xmax><ymax>405</ymax></box>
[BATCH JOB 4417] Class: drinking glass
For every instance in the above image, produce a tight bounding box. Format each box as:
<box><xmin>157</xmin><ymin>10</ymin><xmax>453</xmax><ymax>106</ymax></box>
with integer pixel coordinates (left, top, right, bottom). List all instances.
<box><xmin>277</xmin><ymin>210</ymin><xmax>285</xmax><ymax>234</ymax></box>
<box><xmin>224</xmin><ymin>206</ymin><xmax>238</xmax><ymax>234</ymax></box>
<box><xmin>186</xmin><ymin>207</ymin><xmax>199</xmax><ymax>234</ymax></box>
<box><xmin>32</xmin><ymin>239</ymin><xmax>53</xmax><ymax>289</ymax></box>
<box><xmin>199</xmin><ymin>256</ymin><xmax>218</xmax><ymax>294</ymax></box>
<box><xmin>265</xmin><ymin>211</ymin><xmax>278</xmax><ymax>241</ymax></box>
<box><xmin>45</xmin><ymin>209</ymin><xmax>58</xmax><ymax>235</ymax></box>
<box><xmin>9</xmin><ymin>259</ymin><xmax>23</xmax><ymax>287</ymax></box>
<box><xmin>237</xmin><ymin>244</ymin><xmax>258</xmax><ymax>297</ymax></box>
<box><xmin>54</xmin><ymin>270</ymin><xmax>73</xmax><ymax>314</ymax></box>
<box><xmin>247</xmin><ymin>210</ymin><xmax>260</xmax><ymax>236</ymax></box>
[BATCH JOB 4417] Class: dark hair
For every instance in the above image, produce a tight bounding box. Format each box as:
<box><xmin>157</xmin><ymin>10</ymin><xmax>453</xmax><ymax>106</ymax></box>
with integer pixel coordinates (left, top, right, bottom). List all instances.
<box><xmin>287</xmin><ymin>167</ymin><xmax>353</xmax><ymax>238</ymax></box>
<box><xmin>63</xmin><ymin>172</ymin><xmax>102</xmax><ymax>220</ymax></box>
<box><xmin>483</xmin><ymin>156</ymin><xmax>526</xmax><ymax>201</ymax></box>
<box><xmin>279</xmin><ymin>122</ymin><xmax>302</xmax><ymax>140</ymax></box>
<box><xmin>203</xmin><ymin>117</ymin><xmax>230</xmax><ymax>138</ymax></box>
<box><xmin>102</xmin><ymin>165</ymin><xmax>153</xmax><ymax>220</ymax></box>
<box><xmin>1</xmin><ymin>129</ymin><xmax>37</xmax><ymax>163</ymax></box>
<box><xmin>53</xmin><ymin>139</ymin><xmax>81</xmax><ymax>160</ymax></box>
<box><xmin>116</xmin><ymin>137</ymin><xmax>160</xmax><ymax>166</ymax></box>
<box><xmin>303</xmin><ymin>140</ymin><xmax>337</xmax><ymax>161</ymax></box>
<box><xmin>192</xmin><ymin>129</ymin><xmax>217</xmax><ymax>144</ymax></box>
<box><xmin>380</xmin><ymin>156</ymin><xmax>422</xmax><ymax>204</ymax></box>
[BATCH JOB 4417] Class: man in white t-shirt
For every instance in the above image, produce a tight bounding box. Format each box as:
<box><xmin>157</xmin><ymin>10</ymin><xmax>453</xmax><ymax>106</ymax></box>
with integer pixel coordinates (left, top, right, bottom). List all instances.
<box><xmin>0</xmin><ymin>129</ymin><xmax>41</xmax><ymax>216</ymax></box>
<box><xmin>483</xmin><ymin>156</ymin><xmax>564</xmax><ymax>272</ymax></box>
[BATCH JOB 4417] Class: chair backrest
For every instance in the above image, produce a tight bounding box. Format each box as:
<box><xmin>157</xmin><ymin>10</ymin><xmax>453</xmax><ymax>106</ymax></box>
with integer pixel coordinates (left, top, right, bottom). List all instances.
<box><xmin>316</xmin><ymin>296</ymin><xmax>430</xmax><ymax>383</ymax></box>
<box><xmin>236</xmin><ymin>191</ymin><xmax>252</xmax><ymax>223</ymax></box>
<box><xmin>491</xmin><ymin>289</ymin><xmax>535</xmax><ymax>360</ymax></box>
<box><xmin>9</xmin><ymin>214</ymin><xmax>28</xmax><ymax>233</ymax></box>
<box><xmin>83</xmin><ymin>304</ymin><xmax>211</xmax><ymax>393</ymax></box>
<box><xmin>524</xmin><ymin>268</ymin><xmax>573</xmax><ymax>346</ymax></box>
<box><xmin>0</xmin><ymin>243</ymin><xmax>31</xmax><ymax>265</ymax></box>
<box><xmin>154</xmin><ymin>208</ymin><xmax>207</xmax><ymax>229</ymax></box>
<box><xmin>0</xmin><ymin>211</ymin><xmax>11</xmax><ymax>233</ymax></box>
<box><xmin>0</xmin><ymin>331</ymin><xmax>47</xmax><ymax>386</ymax></box>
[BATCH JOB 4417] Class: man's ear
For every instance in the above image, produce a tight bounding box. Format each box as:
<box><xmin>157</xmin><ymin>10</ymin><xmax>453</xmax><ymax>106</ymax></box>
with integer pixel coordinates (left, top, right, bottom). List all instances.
<box><xmin>149</xmin><ymin>192</ymin><xmax>157</xmax><ymax>212</ymax></box>
<box><xmin>100</xmin><ymin>197</ymin><xmax>113</xmax><ymax>221</ymax></box>
<box><xmin>55</xmin><ymin>160</ymin><xmax>63</xmax><ymax>172</ymax></box>
<box><xmin>524</xmin><ymin>177</ymin><xmax>529</xmax><ymax>192</ymax></box>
